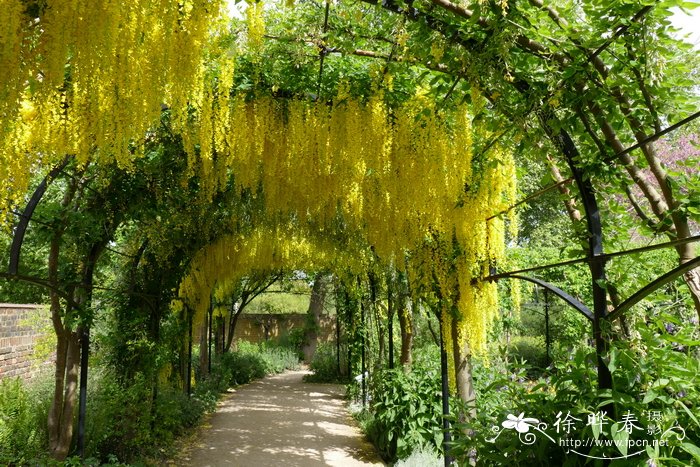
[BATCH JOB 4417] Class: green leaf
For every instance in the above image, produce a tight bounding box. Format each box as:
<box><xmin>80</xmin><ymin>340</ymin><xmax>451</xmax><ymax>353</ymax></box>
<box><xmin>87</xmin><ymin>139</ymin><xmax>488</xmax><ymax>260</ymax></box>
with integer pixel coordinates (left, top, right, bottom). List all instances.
<box><xmin>645</xmin><ymin>444</ymin><xmax>658</xmax><ymax>461</ymax></box>
<box><xmin>642</xmin><ymin>390</ymin><xmax>658</xmax><ymax>404</ymax></box>
<box><xmin>592</xmin><ymin>419</ymin><xmax>601</xmax><ymax>440</ymax></box>
<box><xmin>677</xmin><ymin>401</ymin><xmax>700</xmax><ymax>429</ymax></box>
<box><xmin>610</xmin><ymin>422</ymin><xmax>629</xmax><ymax>457</ymax></box>
<box><xmin>680</xmin><ymin>442</ymin><xmax>700</xmax><ymax>462</ymax></box>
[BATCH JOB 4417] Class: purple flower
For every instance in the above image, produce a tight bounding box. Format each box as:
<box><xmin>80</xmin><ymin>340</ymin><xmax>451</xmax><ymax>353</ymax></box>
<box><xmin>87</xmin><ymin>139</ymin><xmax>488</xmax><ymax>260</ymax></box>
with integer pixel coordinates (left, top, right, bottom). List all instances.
<box><xmin>673</xmin><ymin>343</ymin><xmax>686</xmax><ymax>352</ymax></box>
<box><xmin>664</xmin><ymin>322</ymin><xmax>676</xmax><ymax>334</ymax></box>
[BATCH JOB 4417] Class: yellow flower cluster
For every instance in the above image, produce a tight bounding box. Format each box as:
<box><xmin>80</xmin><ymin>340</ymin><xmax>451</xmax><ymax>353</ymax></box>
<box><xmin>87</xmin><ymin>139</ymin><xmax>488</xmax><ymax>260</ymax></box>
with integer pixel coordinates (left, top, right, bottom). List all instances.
<box><xmin>180</xmin><ymin>90</ymin><xmax>516</xmax><ymax>353</ymax></box>
<box><xmin>183</xmin><ymin>93</ymin><xmax>477</xmax><ymax>257</ymax></box>
<box><xmin>178</xmin><ymin>222</ymin><xmax>366</xmax><ymax>324</ymax></box>
<box><xmin>0</xmin><ymin>0</ymin><xmax>224</xmax><ymax>226</ymax></box>
<box><xmin>246</xmin><ymin>0</ymin><xmax>266</xmax><ymax>50</ymax></box>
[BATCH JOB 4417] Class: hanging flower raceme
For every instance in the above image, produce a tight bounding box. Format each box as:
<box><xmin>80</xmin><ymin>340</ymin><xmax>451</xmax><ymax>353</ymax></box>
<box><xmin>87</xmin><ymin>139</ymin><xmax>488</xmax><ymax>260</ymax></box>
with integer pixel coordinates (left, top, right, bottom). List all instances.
<box><xmin>178</xmin><ymin>88</ymin><xmax>516</xmax><ymax>354</ymax></box>
<box><xmin>0</xmin><ymin>0</ymin><xmax>226</xmax><ymax>226</ymax></box>
<box><xmin>178</xmin><ymin>222</ymin><xmax>362</xmax><ymax>324</ymax></box>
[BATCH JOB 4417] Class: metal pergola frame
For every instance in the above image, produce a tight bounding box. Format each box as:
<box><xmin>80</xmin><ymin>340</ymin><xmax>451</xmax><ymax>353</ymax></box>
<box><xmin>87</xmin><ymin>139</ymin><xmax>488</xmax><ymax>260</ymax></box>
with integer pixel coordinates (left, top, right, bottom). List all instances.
<box><xmin>3</xmin><ymin>3</ymin><xmax>700</xmax><ymax>462</ymax></box>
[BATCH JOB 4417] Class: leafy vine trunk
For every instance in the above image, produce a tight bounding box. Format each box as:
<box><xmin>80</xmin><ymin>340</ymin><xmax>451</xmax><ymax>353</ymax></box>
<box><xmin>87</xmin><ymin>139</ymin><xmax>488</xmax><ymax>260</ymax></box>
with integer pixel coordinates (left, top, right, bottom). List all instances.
<box><xmin>676</xmin><ymin>244</ymin><xmax>700</xmax><ymax>322</ymax></box>
<box><xmin>47</xmin><ymin>322</ymin><xmax>80</xmax><ymax>460</ymax></box>
<box><xmin>396</xmin><ymin>273</ymin><xmax>413</xmax><ymax>367</ymax></box>
<box><xmin>303</xmin><ymin>273</ymin><xmax>328</xmax><ymax>363</ymax></box>
<box><xmin>199</xmin><ymin>312</ymin><xmax>209</xmax><ymax>379</ymax></box>
<box><xmin>225</xmin><ymin>300</ymin><xmax>244</xmax><ymax>352</ymax></box>
<box><xmin>46</xmin><ymin>178</ymin><xmax>78</xmax><ymax>460</ymax></box>
<box><xmin>451</xmin><ymin>319</ymin><xmax>476</xmax><ymax>421</ymax></box>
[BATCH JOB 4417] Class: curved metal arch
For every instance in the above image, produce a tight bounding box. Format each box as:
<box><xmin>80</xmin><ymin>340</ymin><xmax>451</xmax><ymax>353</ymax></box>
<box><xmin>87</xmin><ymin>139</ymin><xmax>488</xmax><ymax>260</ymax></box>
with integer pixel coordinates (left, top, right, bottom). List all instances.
<box><xmin>607</xmin><ymin>256</ymin><xmax>700</xmax><ymax>322</ymax></box>
<box><xmin>9</xmin><ymin>156</ymin><xmax>71</xmax><ymax>274</ymax></box>
<box><xmin>0</xmin><ymin>271</ymin><xmax>82</xmax><ymax>311</ymax></box>
<box><xmin>500</xmin><ymin>274</ymin><xmax>594</xmax><ymax>322</ymax></box>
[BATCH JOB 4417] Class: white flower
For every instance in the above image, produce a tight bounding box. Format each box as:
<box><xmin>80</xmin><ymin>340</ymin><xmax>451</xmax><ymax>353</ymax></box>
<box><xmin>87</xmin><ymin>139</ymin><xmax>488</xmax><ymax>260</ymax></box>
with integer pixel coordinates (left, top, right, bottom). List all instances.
<box><xmin>502</xmin><ymin>413</ymin><xmax>539</xmax><ymax>433</ymax></box>
<box><xmin>354</xmin><ymin>371</ymin><xmax>368</xmax><ymax>382</ymax></box>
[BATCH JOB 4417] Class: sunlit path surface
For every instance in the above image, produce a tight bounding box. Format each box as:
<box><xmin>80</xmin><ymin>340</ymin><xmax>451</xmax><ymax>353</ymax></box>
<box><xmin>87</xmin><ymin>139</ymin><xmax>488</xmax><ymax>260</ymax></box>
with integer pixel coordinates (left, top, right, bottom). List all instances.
<box><xmin>184</xmin><ymin>369</ymin><xmax>384</xmax><ymax>466</ymax></box>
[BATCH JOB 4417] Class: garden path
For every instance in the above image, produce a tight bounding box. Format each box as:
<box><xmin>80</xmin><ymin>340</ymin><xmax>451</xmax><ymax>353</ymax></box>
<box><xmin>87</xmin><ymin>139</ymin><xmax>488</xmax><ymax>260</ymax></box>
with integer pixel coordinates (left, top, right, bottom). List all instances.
<box><xmin>182</xmin><ymin>369</ymin><xmax>384</xmax><ymax>466</ymax></box>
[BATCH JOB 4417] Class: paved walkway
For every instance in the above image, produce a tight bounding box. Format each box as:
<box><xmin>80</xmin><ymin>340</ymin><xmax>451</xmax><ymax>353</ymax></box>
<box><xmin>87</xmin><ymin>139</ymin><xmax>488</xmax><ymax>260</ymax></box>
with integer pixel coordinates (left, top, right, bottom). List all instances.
<box><xmin>184</xmin><ymin>369</ymin><xmax>384</xmax><ymax>467</ymax></box>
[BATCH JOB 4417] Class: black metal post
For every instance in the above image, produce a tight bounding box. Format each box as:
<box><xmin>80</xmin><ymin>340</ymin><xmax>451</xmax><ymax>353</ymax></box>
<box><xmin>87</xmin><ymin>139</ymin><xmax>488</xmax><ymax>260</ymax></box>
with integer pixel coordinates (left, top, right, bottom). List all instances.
<box><xmin>77</xmin><ymin>326</ymin><xmax>89</xmax><ymax>457</ymax></box>
<box><xmin>187</xmin><ymin>313</ymin><xmax>193</xmax><ymax>396</ymax></box>
<box><xmin>208</xmin><ymin>303</ymin><xmax>213</xmax><ymax>375</ymax></box>
<box><xmin>360</xmin><ymin>293</ymin><xmax>367</xmax><ymax>408</ymax></box>
<box><xmin>439</xmin><ymin>309</ymin><xmax>453</xmax><ymax>466</ymax></box>
<box><xmin>541</xmin><ymin>116</ymin><xmax>612</xmax><ymax>395</ymax></box>
<box><xmin>336</xmin><ymin>310</ymin><xmax>341</xmax><ymax>375</ymax></box>
<box><xmin>347</xmin><ymin>289</ymin><xmax>353</xmax><ymax>378</ymax></box>
<box><xmin>544</xmin><ymin>289</ymin><xmax>551</xmax><ymax>368</ymax></box>
<box><xmin>388</xmin><ymin>280</ymin><xmax>394</xmax><ymax>370</ymax></box>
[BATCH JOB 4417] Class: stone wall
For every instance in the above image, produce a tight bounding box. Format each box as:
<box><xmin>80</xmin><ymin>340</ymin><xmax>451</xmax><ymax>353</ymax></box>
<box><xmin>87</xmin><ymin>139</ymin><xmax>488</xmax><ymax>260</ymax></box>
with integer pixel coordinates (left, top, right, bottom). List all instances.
<box><xmin>233</xmin><ymin>313</ymin><xmax>336</xmax><ymax>344</ymax></box>
<box><xmin>0</xmin><ymin>304</ymin><xmax>49</xmax><ymax>380</ymax></box>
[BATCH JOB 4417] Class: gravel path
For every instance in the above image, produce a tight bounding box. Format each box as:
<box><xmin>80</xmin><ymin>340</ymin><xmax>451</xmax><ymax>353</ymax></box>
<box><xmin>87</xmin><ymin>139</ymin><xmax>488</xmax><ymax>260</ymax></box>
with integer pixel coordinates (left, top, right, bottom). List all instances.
<box><xmin>183</xmin><ymin>369</ymin><xmax>384</xmax><ymax>467</ymax></box>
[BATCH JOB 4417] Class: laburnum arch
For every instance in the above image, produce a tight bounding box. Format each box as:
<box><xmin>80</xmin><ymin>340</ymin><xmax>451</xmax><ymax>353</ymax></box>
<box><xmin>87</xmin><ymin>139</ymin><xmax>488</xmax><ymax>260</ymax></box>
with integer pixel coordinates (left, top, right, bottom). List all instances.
<box><xmin>1</xmin><ymin>0</ymin><xmax>699</xmax><ymax>462</ymax></box>
<box><xmin>174</xmin><ymin>93</ymin><xmax>516</xmax><ymax>380</ymax></box>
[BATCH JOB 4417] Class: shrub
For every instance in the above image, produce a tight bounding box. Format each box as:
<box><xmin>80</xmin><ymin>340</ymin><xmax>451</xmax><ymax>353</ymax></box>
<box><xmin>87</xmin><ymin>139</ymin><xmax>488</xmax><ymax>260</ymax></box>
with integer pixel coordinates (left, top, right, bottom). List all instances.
<box><xmin>218</xmin><ymin>345</ymin><xmax>267</xmax><ymax>386</ymax></box>
<box><xmin>305</xmin><ymin>342</ymin><xmax>343</xmax><ymax>383</ymax></box>
<box><xmin>274</xmin><ymin>327</ymin><xmax>306</xmax><ymax>359</ymax></box>
<box><xmin>84</xmin><ymin>370</ymin><xmax>154</xmax><ymax>461</ymax></box>
<box><xmin>84</xmin><ymin>368</ymin><xmax>210</xmax><ymax>463</ymax></box>
<box><xmin>257</xmin><ymin>341</ymin><xmax>301</xmax><ymax>374</ymax></box>
<box><xmin>451</xmin><ymin>317</ymin><xmax>700</xmax><ymax>466</ymax></box>
<box><xmin>362</xmin><ymin>365</ymin><xmax>443</xmax><ymax>462</ymax></box>
<box><xmin>394</xmin><ymin>444</ymin><xmax>444</xmax><ymax>467</ymax></box>
<box><xmin>507</xmin><ymin>335</ymin><xmax>548</xmax><ymax>377</ymax></box>
<box><xmin>213</xmin><ymin>341</ymin><xmax>300</xmax><ymax>389</ymax></box>
<box><xmin>0</xmin><ymin>376</ymin><xmax>48</xmax><ymax>464</ymax></box>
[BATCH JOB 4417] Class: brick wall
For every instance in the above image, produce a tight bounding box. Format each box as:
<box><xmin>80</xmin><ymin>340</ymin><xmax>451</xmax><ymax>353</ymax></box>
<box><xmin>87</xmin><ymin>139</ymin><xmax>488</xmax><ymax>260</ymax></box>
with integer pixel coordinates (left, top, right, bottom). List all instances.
<box><xmin>0</xmin><ymin>304</ymin><xmax>50</xmax><ymax>380</ymax></box>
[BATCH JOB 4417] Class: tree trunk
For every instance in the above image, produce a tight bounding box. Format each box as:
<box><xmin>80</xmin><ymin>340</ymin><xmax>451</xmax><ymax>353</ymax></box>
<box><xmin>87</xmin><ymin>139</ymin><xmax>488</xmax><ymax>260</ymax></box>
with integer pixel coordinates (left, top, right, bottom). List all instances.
<box><xmin>214</xmin><ymin>316</ymin><xmax>223</xmax><ymax>356</ymax></box>
<box><xmin>48</xmin><ymin>327</ymin><xmax>81</xmax><ymax>460</ymax></box>
<box><xmin>675</xmin><ymin>243</ymin><xmax>700</xmax><ymax>323</ymax></box>
<box><xmin>46</xmin><ymin>180</ymin><xmax>78</xmax><ymax>460</ymax></box>
<box><xmin>199</xmin><ymin>313</ymin><xmax>209</xmax><ymax>380</ymax></box>
<box><xmin>547</xmin><ymin>155</ymin><xmax>582</xmax><ymax>224</ymax></box>
<box><xmin>303</xmin><ymin>273</ymin><xmax>328</xmax><ymax>362</ymax></box>
<box><xmin>387</xmin><ymin>278</ymin><xmax>395</xmax><ymax>369</ymax></box>
<box><xmin>47</xmin><ymin>325</ymin><xmax>67</xmax><ymax>458</ymax></box>
<box><xmin>225</xmin><ymin>303</ymin><xmax>243</xmax><ymax>353</ymax></box>
<box><xmin>451</xmin><ymin>320</ymin><xmax>476</xmax><ymax>421</ymax></box>
<box><xmin>396</xmin><ymin>274</ymin><xmax>413</xmax><ymax>368</ymax></box>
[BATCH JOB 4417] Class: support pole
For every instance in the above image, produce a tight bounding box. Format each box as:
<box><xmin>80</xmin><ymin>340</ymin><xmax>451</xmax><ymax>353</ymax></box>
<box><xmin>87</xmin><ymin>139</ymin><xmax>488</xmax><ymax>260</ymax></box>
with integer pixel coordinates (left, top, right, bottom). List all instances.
<box><xmin>336</xmin><ymin>310</ymin><xmax>341</xmax><ymax>376</ymax></box>
<box><xmin>439</xmin><ymin>309</ymin><xmax>453</xmax><ymax>466</ymax></box>
<box><xmin>388</xmin><ymin>280</ymin><xmax>395</xmax><ymax>370</ymax></box>
<box><xmin>347</xmin><ymin>289</ymin><xmax>353</xmax><ymax>378</ymax></box>
<box><xmin>360</xmin><ymin>292</ymin><xmax>367</xmax><ymax>408</ymax></box>
<box><xmin>544</xmin><ymin>289</ymin><xmax>551</xmax><ymax>368</ymax></box>
<box><xmin>208</xmin><ymin>303</ymin><xmax>213</xmax><ymax>375</ymax></box>
<box><xmin>187</xmin><ymin>313</ymin><xmax>193</xmax><ymax>396</ymax></box>
<box><xmin>540</xmin><ymin>114</ymin><xmax>612</xmax><ymax>396</ymax></box>
<box><xmin>77</xmin><ymin>326</ymin><xmax>89</xmax><ymax>457</ymax></box>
